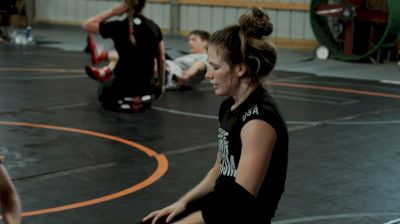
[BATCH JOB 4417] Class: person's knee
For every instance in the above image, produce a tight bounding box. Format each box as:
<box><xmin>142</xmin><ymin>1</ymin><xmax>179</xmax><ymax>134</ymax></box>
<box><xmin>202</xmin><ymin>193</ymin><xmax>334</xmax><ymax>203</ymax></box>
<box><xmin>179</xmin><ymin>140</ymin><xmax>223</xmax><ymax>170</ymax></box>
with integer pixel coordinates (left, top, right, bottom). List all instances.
<box><xmin>108</xmin><ymin>50</ymin><xmax>119</xmax><ymax>61</ymax></box>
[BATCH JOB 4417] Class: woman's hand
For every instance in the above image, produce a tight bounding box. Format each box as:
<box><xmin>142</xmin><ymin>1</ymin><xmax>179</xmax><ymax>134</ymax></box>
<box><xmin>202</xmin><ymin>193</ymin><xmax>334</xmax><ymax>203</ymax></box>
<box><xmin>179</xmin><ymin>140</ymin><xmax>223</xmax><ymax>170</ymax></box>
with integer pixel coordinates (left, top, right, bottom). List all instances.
<box><xmin>142</xmin><ymin>200</ymin><xmax>187</xmax><ymax>224</ymax></box>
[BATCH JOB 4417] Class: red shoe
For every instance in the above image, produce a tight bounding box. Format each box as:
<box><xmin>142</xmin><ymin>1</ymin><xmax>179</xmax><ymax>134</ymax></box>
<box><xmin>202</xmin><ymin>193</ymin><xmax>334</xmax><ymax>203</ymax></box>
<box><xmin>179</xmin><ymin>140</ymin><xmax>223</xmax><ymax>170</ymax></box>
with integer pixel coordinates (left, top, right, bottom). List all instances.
<box><xmin>85</xmin><ymin>65</ymin><xmax>112</xmax><ymax>82</ymax></box>
<box><xmin>83</xmin><ymin>34</ymin><xmax>92</xmax><ymax>52</ymax></box>
<box><xmin>119</xmin><ymin>95</ymin><xmax>153</xmax><ymax>112</ymax></box>
<box><xmin>86</xmin><ymin>34</ymin><xmax>108</xmax><ymax>64</ymax></box>
<box><xmin>92</xmin><ymin>47</ymin><xmax>108</xmax><ymax>64</ymax></box>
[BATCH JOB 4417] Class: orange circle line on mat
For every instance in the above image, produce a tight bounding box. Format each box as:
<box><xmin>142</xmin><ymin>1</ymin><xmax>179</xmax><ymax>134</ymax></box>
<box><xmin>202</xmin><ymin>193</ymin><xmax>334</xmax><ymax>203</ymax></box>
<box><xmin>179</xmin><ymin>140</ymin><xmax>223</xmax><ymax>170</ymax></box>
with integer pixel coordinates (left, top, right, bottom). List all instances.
<box><xmin>1</xmin><ymin>81</ymin><xmax>397</xmax><ymax>216</ymax></box>
<box><xmin>272</xmin><ymin>82</ymin><xmax>400</xmax><ymax>100</ymax></box>
<box><xmin>0</xmin><ymin>121</ymin><xmax>168</xmax><ymax>217</ymax></box>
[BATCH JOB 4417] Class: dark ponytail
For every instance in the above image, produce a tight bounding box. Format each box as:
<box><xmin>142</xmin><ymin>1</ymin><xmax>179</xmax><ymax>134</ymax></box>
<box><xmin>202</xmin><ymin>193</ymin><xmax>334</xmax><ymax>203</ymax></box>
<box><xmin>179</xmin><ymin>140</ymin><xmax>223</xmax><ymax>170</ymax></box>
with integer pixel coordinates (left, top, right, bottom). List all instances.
<box><xmin>127</xmin><ymin>0</ymin><xmax>146</xmax><ymax>45</ymax></box>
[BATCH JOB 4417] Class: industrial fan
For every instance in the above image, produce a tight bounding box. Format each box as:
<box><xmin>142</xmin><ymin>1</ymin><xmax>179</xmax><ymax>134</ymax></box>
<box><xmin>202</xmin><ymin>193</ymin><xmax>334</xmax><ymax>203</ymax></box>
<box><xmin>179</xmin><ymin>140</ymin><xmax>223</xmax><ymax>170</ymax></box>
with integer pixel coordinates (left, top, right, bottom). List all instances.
<box><xmin>310</xmin><ymin>0</ymin><xmax>400</xmax><ymax>62</ymax></box>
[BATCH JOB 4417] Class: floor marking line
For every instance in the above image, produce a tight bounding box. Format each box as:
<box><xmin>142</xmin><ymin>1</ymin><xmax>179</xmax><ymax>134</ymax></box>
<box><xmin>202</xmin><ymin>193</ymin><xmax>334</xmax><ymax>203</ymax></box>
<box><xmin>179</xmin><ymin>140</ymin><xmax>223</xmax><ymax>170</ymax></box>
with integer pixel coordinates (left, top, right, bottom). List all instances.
<box><xmin>277</xmin><ymin>79</ymin><xmax>400</xmax><ymax>93</ymax></box>
<box><xmin>0</xmin><ymin>52</ymin><xmax>88</xmax><ymax>58</ymax></box>
<box><xmin>272</xmin><ymin>82</ymin><xmax>400</xmax><ymax>100</ymax></box>
<box><xmin>152</xmin><ymin>106</ymin><xmax>400</xmax><ymax>126</ymax></box>
<box><xmin>274</xmin><ymin>89</ymin><xmax>358</xmax><ymax>102</ymax></box>
<box><xmin>152</xmin><ymin>81</ymin><xmax>400</xmax><ymax>127</ymax></box>
<box><xmin>13</xmin><ymin>158</ymin><xmax>137</xmax><ymax>182</ymax></box>
<box><xmin>22</xmin><ymin>154</ymin><xmax>168</xmax><ymax>217</ymax></box>
<box><xmin>274</xmin><ymin>94</ymin><xmax>354</xmax><ymax>105</ymax></box>
<box><xmin>384</xmin><ymin>218</ymin><xmax>400</xmax><ymax>224</ymax></box>
<box><xmin>0</xmin><ymin>75</ymin><xmax>85</xmax><ymax>80</ymax></box>
<box><xmin>42</xmin><ymin>103</ymin><xmax>91</xmax><ymax>111</ymax></box>
<box><xmin>273</xmin><ymin>212</ymin><xmax>400</xmax><ymax>224</ymax></box>
<box><xmin>0</xmin><ymin>67</ymin><xmax>84</xmax><ymax>73</ymax></box>
<box><xmin>0</xmin><ymin>102</ymin><xmax>91</xmax><ymax>115</ymax></box>
<box><xmin>0</xmin><ymin>121</ymin><xmax>168</xmax><ymax>217</ymax></box>
<box><xmin>287</xmin><ymin>107</ymin><xmax>400</xmax><ymax>131</ymax></box>
<box><xmin>164</xmin><ymin>143</ymin><xmax>218</xmax><ymax>156</ymax></box>
<box><xmin>381</xmin><ymin>80</ymin><xmax>400</xmax><ymax>86</ymax></box>
<box><xmin>152</xmin><ymin>106</ymin><xmax>218</xmax><ymax>119</ymax></box>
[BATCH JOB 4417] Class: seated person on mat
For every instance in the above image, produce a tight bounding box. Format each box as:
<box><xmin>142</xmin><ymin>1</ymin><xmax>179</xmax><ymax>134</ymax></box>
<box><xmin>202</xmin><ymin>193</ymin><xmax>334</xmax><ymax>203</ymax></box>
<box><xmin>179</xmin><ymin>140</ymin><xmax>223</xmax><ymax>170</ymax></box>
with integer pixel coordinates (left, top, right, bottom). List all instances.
<box><xmin>164</xmin><ymin>29</ymin><xmax>209</xmax><ymax>89</ymax></box>
<box><xmin>85</xmin><ymin>30</ymin><xmax>209</xmax><ymax>90</ymax></box>
<box><xmin>81</xmin><ymin>0</ymin><xmax>165</xmax><ymax>112</ymax></box>
<box><xmin>0</xmin><ymin>156</ymin><xmax>22</xmax><ymax>224</ymax></box>
<box><xmin>0</xmin><ymin>0</ymin><xmax>18</xmax><ymax>41</ymax></box>
<box><xmin>140</xmin><ymin>7</ymin><xmax>288</xmax><ymax>224</ymax></box>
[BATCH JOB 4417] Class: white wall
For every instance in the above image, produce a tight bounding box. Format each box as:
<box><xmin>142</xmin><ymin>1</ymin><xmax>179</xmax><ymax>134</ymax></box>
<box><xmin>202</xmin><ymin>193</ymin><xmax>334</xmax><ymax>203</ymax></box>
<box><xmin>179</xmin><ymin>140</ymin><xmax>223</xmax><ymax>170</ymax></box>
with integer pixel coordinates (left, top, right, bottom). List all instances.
<box><xmin>34</xmin><ymin>0</ymin><xmax>316</xmax><ymax>46</ymax></box>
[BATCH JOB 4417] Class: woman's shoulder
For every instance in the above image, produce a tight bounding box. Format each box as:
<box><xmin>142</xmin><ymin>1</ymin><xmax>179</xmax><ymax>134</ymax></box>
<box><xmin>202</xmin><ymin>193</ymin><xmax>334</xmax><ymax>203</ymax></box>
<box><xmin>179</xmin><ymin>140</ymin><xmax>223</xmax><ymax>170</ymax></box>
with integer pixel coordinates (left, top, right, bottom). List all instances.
<box><xmin>240</xmin><ymin>86</ymin><xmax>284</xmax><ymax>126</ymax></box>
<box><xmin>141</xmin><ymin>16</ymin><xmax>161</xmax><ymax>29</ymax></box>
<box><xmin>140</xmin><ymin>16</ymin><xmax>162</xmax><ymax>38</ymax></box>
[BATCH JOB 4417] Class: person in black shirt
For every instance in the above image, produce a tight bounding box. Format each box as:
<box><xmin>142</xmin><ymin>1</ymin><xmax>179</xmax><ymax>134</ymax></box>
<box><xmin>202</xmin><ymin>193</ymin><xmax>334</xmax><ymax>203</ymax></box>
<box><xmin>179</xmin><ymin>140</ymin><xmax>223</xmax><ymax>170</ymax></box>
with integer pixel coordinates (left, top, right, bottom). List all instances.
<box><xmin>85</xmin><ymin>29</ymin><xmax>210</xmax><ymax>90</ymax></box>
<box><xmin>81</xmin><ymin>0</ymin><xmax>165</xmax><ymax>112</ymax></box>
<box><xmin>141</xmin><ymin>7</ymin><xmax>288</xmax><ymax>224</ymax></box>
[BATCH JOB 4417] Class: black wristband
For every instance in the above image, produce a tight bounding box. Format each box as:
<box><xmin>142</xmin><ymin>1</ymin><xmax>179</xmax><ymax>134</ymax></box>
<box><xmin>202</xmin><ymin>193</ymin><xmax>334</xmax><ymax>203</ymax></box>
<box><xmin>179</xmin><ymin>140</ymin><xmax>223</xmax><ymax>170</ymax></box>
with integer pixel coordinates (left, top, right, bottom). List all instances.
<box><xmin>201</xmin><ymin>179</ymin><xmax>258</xmax><ymax>223</ymax></box>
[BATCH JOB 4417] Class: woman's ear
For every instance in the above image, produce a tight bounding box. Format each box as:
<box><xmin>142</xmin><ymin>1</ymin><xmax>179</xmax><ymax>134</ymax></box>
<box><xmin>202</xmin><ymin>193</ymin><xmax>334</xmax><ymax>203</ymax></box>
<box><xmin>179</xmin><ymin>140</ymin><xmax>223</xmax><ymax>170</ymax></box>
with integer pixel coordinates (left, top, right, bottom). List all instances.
<box><xmin>234</xmin><ymin>63</ymin><xmax>247</xmax><ymax>77</ymax></box>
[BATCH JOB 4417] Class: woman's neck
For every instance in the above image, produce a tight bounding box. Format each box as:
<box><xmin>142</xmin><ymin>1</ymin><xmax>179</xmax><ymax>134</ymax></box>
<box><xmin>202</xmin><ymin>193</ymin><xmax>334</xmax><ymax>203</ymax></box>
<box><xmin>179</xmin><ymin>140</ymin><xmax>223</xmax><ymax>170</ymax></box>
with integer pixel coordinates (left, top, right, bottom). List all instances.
<box><xmin>231</xmin><ymin>82</ymin><xmax>257</xmax><ymax>111</ymax></box>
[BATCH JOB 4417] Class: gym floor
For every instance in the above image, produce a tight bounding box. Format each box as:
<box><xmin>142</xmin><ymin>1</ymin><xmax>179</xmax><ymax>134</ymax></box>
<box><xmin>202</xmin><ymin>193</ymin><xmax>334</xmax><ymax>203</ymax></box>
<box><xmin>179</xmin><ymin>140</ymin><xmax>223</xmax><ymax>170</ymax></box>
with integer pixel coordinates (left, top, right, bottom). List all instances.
<box><xmin>1</xmin><ymin>24</ymin><xmax>400</xmax><ymax>224</ymax></box>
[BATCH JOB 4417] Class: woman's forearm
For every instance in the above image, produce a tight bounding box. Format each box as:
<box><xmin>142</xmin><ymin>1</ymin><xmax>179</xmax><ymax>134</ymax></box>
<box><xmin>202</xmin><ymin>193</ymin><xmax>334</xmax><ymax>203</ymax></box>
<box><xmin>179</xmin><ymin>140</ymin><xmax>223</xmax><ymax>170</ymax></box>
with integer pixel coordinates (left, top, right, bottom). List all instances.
<box><xmin>81</xmin><ymin>8</ymin><xmax>115</xmax><ymax>34</ymax></box>
<box><xmin>157</xmin><ymin>41</ymin><xmax>166</xmax><ymax>87</ymax></box>
<box><xmin>82</xmin><ymin>1</ymin><xmax>128</xmax><ymax>34</ymax></box>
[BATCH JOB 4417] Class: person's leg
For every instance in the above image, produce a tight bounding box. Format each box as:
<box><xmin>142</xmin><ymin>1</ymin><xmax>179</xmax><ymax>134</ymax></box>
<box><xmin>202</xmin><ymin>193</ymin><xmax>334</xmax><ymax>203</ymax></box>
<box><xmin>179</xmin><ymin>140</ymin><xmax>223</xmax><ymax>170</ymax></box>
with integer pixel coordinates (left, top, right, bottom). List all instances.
<box><xmin>85</xmin><ymin>65</ymin><xmax>112</xmax><ymax>82</ymax></box>
<box><xmin>0</xmin><ymin>19</ymin><xmax>2</xmax><ymax>36</ymax></box>
<box><xmin>97</xmin><ymin>77</ymin><xmax>155</xmax><ymax>112</ymax></box>
<box><xmin>24</xmin><ymin>0</ymin><xmax>34</xmax><ymax>26</ymax></box>
<box><xmin>97</xmin><ymin>76</ymin><xmax>121</xmax><ymax>111</ymax></box>
<box><xmin>85</xmin><ymin>50</ymin><xmax>118</xmax><ymax>82</ymax></box>
<box><xmin>174</xmin><ymin>60</ymin><xmax>206</xmax><ymax>87</ymax></box>
<box><xmin>116</xmin><ymin>82</ymin><xmax>162</xmax><ymax>112</ymax></box>
<box><xmin>85</xmin><ymin>34</ymin><xmax>108</xmax><ymax>64</ymax></box>
<box><xmin>0</xmin><ymin>7</ymin><xmax>11</xmax><ymax>40</ymax></box>
<box><xmin>84</xmin><ymin>39</ymin><xmax>119</xmax><ymax>81</ymax></box>
<box><xmin>107</xmin><ymin>50</ymin><xmax>119</xmax><ymax>70</ymax></box>
<box><xmin>164</xmin><ymin>60</ymin><xmax>182</xmax><ymax>89</ymax></box>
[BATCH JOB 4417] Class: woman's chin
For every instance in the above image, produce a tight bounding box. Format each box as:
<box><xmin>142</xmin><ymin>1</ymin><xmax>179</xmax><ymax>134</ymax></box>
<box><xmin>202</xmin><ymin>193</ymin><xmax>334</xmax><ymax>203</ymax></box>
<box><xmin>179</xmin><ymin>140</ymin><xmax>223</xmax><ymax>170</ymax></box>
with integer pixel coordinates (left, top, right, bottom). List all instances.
<box><xmin>214</xmin><ymin>88</ymin><xmax>224</xmax><ymax>96</ymax></box>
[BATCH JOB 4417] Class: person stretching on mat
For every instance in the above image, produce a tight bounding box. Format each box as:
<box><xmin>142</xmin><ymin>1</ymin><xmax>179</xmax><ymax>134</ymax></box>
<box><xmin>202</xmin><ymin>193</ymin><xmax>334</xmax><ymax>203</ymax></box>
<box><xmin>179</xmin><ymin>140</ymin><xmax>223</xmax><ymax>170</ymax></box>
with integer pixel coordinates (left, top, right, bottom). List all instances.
<box><xmin>0</xmin><ymin>156</ymin><xmax>22</xmax><ymax>224</ymax></box>
<box><xmin>164</xmin><ymin>30</ymin><xmax>209</xmax><ymax>90</ymax></box>
<box><xmin>85</xmin><ymin>29</ymin><xmax>209</xmax><ymax>90</ymax></box>
<box><xmin>81</xmin><ymin>0</ymin><xmax>165</xmax><ymax>112</ymax></box>
<box><xmin>140</xmin><ymin>7</ymin><xmax>288</xmax><ymax>224</ymax></box>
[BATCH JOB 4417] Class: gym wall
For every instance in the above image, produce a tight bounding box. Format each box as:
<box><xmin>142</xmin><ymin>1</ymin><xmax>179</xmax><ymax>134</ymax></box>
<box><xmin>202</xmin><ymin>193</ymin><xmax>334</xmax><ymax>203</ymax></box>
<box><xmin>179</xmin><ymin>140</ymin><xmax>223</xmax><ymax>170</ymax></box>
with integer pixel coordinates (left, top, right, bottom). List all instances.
<box><xmin>34</xmin><ymin>0</ymin><xmax>317</xmax><ymax>49</ymax></box>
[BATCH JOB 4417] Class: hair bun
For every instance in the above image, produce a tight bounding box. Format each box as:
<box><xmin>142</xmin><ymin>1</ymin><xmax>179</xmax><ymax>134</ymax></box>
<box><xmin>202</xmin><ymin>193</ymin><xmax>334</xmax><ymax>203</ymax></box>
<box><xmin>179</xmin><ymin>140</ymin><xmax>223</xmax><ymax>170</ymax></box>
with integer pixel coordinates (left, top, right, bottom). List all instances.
<box><xmin>239</xmin><ymin>7</ymin><xmax>273</xmax><ymax>38</ymax></box>
<box><xmin>252</xmin><ymin>7</ymin><xmax>264</xmax><ymax>19</ymax></box>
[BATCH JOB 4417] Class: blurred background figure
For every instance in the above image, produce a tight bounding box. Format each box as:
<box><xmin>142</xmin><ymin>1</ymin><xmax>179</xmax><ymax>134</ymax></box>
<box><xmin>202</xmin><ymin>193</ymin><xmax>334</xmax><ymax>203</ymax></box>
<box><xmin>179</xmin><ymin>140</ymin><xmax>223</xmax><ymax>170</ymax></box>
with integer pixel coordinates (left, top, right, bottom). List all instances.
<box><xmin>0</xmin><ymin>0</ymin><xmax>34</xmax><ymax>43</ymax></box>
<box><xmin>0</xmin><ymin>156</ymin><xmax>21</xmax><ymax>224</ymax></box>
<box><xmin>0</xmin><ymin>0</ymin><xmax>17</xmax><ymax>41</ymax></box>
<box><xmin>164</xmin><ymin>29</ymin><xmax>210</xmax><ymax>90</ymax></box>
<box><xmin>85</xmin><ymin>29</ymin><xmax>210</xmax><ymax>91</ymax></box>
<box><xmin>81</xmin><ymin>0</ymin><xmax>165</xmax><ymax>112</ymax></box>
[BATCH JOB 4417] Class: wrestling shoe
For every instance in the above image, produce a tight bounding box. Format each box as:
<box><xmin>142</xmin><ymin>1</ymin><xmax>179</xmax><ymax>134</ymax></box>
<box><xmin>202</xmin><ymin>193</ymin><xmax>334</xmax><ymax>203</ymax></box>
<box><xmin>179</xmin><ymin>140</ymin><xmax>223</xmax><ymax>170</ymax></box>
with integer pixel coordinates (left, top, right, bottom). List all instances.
<box><xmin>86</xmin><ymin>34</ymin><xmax>108</xmax><ymax>64</ymax></box>
<box><xmin>85</xmin><ymin>65</ymin><xmax>112</xmax><ymax>82</ymax></box>
<box><xmin>83</xmin><ymin>34</ymin><xmax>92</xmax><ymax>52</ymax></box>
<box><xmin>118</xmin><ymin>95</ymin><xmax>153</xmax><ymax>112</ymax></box>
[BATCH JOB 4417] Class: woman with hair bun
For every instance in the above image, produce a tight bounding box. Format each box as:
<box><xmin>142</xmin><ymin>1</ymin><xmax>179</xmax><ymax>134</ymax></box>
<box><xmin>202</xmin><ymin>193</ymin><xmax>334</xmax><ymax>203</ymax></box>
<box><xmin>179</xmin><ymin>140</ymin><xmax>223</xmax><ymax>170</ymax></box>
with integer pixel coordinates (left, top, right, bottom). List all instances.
<box><xmin>82</xmin><ymin>0</ymin><xmax>165</xmax><ymax>112</ymax></box>
<box><xmin>141</xmin><ymin>7</ymin><xmax>288</xmax><ymax>224</ymax></box>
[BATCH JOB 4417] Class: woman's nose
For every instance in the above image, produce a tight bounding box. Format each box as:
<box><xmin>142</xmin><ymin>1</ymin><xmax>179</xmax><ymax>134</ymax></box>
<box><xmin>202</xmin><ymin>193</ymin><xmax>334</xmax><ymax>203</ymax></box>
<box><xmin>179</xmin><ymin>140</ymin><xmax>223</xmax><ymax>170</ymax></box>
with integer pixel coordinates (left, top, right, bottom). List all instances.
<box><xmin>205</xmin><ymin>70</ymin><xmax>212</xmax><ymax>79</ymax></box>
